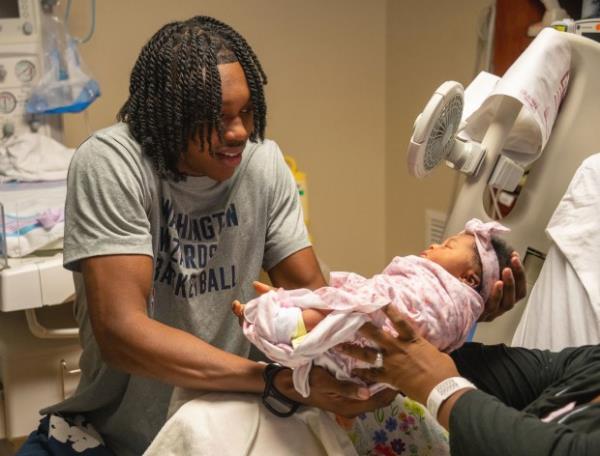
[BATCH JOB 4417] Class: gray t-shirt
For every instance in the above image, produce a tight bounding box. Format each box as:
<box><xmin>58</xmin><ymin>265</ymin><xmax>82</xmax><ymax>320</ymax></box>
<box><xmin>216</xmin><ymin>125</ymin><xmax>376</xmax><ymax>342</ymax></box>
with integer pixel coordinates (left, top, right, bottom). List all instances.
<box><xmin>43</xmin><ymin>123</ymin><xmax>310</xmax><ymax>455</ymax></box>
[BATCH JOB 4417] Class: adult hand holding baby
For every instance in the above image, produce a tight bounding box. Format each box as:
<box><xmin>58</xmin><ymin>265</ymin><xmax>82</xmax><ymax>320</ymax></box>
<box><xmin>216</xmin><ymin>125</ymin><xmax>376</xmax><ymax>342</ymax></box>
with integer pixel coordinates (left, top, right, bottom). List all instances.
<box><xmin>232</xmin><ymin>281</ymin><xmax>397</xmax><ymax>418</ymax></box>
<box><xmin>341</xmin><ymin>305</ymin><xmax>461</xmax><ymax>407</ymax></box>
<box><xmin>480</xmin><ymin>251</ymin><xmax>527</xmax><ymax>322</ymax></box>
<box><xmin>340</xmin><ymin>305</ymin><xmax>472</xmax><ymax>430</ymax></box>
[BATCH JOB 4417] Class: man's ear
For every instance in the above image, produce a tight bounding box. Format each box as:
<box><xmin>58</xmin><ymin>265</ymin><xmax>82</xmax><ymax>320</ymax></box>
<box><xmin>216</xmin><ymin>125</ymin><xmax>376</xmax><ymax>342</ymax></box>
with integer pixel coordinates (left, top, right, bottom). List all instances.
<box><xmin>461</xmin><ymin>269</ymin><xmax>481</xmax><ymax>290</ymax></box>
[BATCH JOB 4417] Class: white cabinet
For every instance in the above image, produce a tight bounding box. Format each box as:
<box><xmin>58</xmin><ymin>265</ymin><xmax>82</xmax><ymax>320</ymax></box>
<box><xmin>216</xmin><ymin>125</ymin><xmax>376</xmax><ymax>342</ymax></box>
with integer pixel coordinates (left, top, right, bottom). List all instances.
<box><xmin>0</xmin><ymin>306</ymin><xmax>81</xmax><ymax>439</ymax></box>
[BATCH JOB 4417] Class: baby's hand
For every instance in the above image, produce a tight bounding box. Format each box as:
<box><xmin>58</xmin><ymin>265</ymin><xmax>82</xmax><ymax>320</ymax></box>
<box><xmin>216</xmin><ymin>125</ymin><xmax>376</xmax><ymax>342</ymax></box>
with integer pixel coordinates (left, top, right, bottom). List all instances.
<box><xmin>231</xmin><ymin>300</ymin><xmax>246</xmax><ymax>326</ymax></box>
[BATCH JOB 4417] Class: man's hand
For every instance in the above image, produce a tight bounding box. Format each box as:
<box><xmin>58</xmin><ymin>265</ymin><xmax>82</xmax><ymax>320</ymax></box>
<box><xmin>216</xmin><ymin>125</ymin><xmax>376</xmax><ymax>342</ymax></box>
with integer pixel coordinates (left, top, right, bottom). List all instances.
<box><xmin>339</xmin><ymin>305</ymin><xmax>460</xmax><ymax>406</ymax></box>
<box><xmin>273</xmin><ymin>365</ymin><xmax>397</xmax><ymax>418</ymax></box>
<box><xmin>480</xmin><ymin>251</ymin><xmax>527</xmax><ymax>322</ymax></box>
<box><xmin>253</xmin><ymin>280</ymin><xmax>396</xmax><ymax>416</ymax></box>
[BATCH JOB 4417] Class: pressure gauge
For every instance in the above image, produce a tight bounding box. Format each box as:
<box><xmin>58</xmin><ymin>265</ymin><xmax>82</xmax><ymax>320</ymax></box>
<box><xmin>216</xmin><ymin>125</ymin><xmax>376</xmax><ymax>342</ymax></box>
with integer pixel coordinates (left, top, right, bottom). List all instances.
<box><xmin>15</xmin><ymin>60</ymin><xmax>36</xmax><ymax>83</ymax></box>
<box><xmin>0</xmin><ymin>92</ymin><xmax>17</xmax><ymax>114</ymax></box>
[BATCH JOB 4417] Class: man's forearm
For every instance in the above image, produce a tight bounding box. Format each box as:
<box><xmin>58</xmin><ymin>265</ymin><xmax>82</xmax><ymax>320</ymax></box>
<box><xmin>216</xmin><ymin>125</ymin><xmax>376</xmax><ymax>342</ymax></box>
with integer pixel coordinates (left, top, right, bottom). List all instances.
<box><xmin>99</xmin><ymin>311</ymin><xmax>266</xmax><ymax>392</ymax></box>
<box><xmin>268</xmin><ymin>246</ymin><xmax>327</xmax><ymax>290</ymax></box>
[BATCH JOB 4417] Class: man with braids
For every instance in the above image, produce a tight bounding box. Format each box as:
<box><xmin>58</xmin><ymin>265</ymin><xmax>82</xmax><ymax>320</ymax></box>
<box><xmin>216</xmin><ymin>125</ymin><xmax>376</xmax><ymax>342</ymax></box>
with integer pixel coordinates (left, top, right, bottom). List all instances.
<box><xmin>16</xmin><ymin>16</ymin><xmax>525</xmax><ymax>456</ymax></box>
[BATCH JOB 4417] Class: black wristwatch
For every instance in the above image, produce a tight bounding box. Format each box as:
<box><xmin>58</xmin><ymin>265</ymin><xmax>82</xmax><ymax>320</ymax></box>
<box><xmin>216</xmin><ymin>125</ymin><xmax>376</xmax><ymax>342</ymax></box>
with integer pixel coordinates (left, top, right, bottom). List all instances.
<box><xmin>262</xmin><ymin>363</ymin><xmax>301</xmax><ymax>418</ymax></box>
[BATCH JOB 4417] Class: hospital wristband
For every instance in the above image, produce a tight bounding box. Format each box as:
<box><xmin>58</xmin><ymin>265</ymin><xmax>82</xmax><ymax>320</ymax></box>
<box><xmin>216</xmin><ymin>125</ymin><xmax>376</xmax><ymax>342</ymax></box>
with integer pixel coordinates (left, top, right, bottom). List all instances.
<box><xmin>426</xmin><ymin>377</ymin><xmax>477</xmax><ymax>422</ymax></box>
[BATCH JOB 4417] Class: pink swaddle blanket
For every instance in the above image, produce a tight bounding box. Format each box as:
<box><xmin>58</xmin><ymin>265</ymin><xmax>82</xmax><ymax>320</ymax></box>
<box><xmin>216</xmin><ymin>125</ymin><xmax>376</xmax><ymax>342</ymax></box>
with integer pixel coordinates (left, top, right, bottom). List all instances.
<box><xmin>242</xmin><ymin>255</ymin><xmax>484</xmax><ymax>397</ymax></box>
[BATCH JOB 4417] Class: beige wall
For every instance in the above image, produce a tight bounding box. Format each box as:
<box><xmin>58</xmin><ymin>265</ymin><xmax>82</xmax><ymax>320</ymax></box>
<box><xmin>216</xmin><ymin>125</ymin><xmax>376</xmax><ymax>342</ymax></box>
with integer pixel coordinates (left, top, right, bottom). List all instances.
<box><xmin>61</xmin><ymin>0</ymin><xmax>489</xmax><ymax>276</ymax></box>
<box><xmin>62</xmin><ymin>0</ymin><xmax>386</xmax><ymax>277</ymax></box>
<box><xmin>385</xmin><ymin>0</ymin><xmax>491</xmax><ymax>258</ymax></box>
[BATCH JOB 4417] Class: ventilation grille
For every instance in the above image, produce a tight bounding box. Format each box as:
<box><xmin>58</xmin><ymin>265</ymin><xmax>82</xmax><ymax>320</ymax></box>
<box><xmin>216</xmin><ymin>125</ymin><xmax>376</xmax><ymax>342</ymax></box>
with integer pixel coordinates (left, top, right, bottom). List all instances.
<box><xmin>425</xmin><ymin>209</ymin><xmax>447</xmax><ymax>247</ymax></box>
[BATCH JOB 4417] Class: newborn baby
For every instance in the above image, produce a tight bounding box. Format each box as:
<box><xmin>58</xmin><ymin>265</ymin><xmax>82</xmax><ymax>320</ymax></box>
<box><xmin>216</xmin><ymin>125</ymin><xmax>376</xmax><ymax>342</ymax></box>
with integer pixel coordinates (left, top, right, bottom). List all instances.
<box><xmin>233</xmin><ymin>218</ymin><xmax>512</xmax><ymax>397</ymax></box>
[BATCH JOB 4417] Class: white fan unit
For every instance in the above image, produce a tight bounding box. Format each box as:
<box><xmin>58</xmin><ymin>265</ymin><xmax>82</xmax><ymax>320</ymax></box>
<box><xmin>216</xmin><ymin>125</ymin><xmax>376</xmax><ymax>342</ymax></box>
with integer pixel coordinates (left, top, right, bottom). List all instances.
<box><xmin>408</xmin><ymin>81</ymin><xmax>485</xmax><ymax>178</ymax></box>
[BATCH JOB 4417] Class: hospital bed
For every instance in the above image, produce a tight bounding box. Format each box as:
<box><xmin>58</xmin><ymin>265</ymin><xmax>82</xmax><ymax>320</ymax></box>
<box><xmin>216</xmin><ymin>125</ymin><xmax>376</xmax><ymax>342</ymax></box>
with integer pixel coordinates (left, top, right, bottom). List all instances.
<box><xmin>146</xmin><ymin>29</ymin><xmax>600</xmax><ymax>454</ymax></box>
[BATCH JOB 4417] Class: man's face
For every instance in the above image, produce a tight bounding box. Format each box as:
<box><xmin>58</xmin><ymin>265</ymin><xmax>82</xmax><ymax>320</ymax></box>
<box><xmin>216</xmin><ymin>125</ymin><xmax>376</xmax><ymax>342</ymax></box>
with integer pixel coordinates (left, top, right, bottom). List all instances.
<box><xmin>420</xmin><ymin>233</ymin><xmax>479</xmax><ymax>279</ymax></box>
<box><xmin>177</xmin><ymin>62</ymin><xmax>253</xmax><ymax>181</ymax></box>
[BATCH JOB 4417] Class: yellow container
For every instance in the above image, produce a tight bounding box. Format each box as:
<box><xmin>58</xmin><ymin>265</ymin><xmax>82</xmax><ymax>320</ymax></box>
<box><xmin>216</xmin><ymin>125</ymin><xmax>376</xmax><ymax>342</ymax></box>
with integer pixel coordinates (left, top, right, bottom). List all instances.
<box><xmin>284</xmin><ymin>155</ymin><xmax>309</xmax><ymax>226</ymax></box>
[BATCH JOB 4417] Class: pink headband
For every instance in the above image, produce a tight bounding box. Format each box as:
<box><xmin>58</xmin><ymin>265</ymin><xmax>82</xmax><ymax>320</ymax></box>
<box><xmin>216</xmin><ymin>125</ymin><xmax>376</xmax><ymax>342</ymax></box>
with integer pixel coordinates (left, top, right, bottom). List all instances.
<box><xmin>463</xmin><ymin>218</ymin><xmax>510</xmax><ymax>302</ymax></box>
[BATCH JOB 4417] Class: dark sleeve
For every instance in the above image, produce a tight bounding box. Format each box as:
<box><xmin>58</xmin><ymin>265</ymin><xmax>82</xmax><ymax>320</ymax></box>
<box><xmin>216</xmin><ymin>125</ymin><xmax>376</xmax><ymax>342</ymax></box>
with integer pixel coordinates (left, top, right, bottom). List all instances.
<box><xmin>448</xmin><ymin>343</ymin><xmax>600</xmax><ymax>455</ymax></box>
<box><xmin>451</xmin><ymin>342</ymin><xmax>571</xmax><ymax>410</ymax></box>
<box><xmin>449</xmin><ymin>390</ymin><xmax>600</xmax><ymax>456</ymax></box>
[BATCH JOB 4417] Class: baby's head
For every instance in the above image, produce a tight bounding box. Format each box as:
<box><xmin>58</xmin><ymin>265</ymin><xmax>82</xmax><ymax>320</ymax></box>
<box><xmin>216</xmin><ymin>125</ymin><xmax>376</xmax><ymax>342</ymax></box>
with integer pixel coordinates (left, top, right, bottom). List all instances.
<box><xmin>420</xmin><ymin>219</ymin><xmax>512</xmax><ymax>300</ymax></box>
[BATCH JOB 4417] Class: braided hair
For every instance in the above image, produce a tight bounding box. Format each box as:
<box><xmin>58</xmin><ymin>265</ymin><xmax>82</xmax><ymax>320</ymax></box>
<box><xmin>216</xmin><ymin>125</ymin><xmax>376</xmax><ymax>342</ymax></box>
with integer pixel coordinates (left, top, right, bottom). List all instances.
<box><xmin>117</xmin><ymin>16</ymin><xmax>268</xmax><ymax>181</ymax></box>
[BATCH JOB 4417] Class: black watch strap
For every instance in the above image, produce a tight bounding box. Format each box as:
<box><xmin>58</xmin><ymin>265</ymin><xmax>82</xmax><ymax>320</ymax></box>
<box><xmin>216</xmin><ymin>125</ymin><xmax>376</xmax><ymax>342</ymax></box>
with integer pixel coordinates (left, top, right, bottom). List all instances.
<box><xmin>262</xmin><ymin>363</ymin><xmax>301</xmax><ymax>418</ymax></box>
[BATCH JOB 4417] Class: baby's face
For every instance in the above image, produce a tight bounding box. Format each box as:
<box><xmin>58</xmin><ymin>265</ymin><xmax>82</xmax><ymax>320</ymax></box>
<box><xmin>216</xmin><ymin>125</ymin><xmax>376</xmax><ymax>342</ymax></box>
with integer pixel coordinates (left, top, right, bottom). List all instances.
<box><xmin>420</xmin><ymin>233</ymin><xmax>479</xmax><ymax>280</ymax></box>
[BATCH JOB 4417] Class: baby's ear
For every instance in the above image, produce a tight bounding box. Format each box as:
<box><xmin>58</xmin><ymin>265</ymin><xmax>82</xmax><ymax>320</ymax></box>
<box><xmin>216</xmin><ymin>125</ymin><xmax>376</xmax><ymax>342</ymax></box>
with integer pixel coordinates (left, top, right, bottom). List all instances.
<box><xmin>461</xmin><ymin>269</ymin><xmax>481</xmax><ymax>290</ymax></box>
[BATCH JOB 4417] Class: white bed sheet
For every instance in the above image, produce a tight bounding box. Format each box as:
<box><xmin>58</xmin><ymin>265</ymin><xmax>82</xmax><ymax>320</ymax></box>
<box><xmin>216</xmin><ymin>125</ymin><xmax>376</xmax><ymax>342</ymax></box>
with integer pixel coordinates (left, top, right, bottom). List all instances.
<box><xmin>513</xmin><ymin>154</ymin><xmax>600</xmax><ymax>349</ymax></box>
<box><xmin>512</xmin><ymin>245</ymin><xmax>598</xmax><ymax>350</ymax></box>
<box><xmin>143</xmin><ymin>388</ymin><xmax>357</xmax><ymax>456</ymax></box>
<box><xmin>0</xmin><ymin>180</ymin><xmax>66</xmax><ymax>257</ymax></box>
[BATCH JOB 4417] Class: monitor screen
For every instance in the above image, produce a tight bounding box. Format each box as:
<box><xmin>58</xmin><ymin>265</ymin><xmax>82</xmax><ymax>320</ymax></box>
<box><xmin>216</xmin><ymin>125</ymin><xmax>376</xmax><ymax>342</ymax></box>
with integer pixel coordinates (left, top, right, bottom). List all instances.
<box><xmin>0</xmin><ymin>0</ymin><xmax>20</xmax><ymax>19</ymax></box>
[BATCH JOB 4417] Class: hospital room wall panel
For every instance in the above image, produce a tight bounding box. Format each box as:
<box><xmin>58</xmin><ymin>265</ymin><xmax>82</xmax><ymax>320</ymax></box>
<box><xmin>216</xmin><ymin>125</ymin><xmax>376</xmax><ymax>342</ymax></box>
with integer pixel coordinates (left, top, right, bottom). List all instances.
<box><xmin>60</xmin><ymin>0</ymin><xmax>387</xmax><ymax>277</ymax></box>
<box><xmin>385</xmin><ymin>0</ymin><xmax>492</xmax><ymax>258</ymax></box>
<box><xmin>244</xmin><ymin>1</ymin><xmax>387</xmax><ymax>277</ymax></box>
